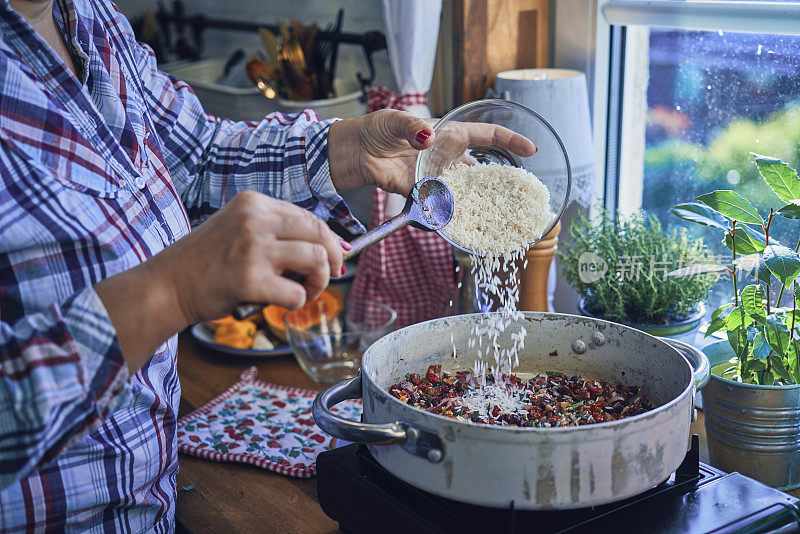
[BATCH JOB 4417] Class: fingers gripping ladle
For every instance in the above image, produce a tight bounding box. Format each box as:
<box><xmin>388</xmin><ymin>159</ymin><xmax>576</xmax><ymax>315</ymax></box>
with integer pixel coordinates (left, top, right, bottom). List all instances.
<box><xmin>232</xmin><ymin>177</ymin><xmax>454</xmax><ymax>320</ymax></box>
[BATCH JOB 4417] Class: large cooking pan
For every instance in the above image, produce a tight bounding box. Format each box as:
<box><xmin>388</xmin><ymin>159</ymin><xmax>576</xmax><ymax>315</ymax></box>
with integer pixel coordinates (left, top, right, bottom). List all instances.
<box><xmin>313</xmin><ymin>312</ymin><xmax>709</xmax><ymax>510</ymax></box>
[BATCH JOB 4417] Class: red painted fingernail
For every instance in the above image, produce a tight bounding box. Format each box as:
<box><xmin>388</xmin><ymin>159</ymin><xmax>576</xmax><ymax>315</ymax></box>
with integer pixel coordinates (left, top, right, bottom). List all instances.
<box><xmin>415</xmin><ymin>130</ymin><xmax>432</xmax><ymax>144</ymax></box>
<box><xmin>340</xmin><ymin>238</ymin><xmax>352</xmax><ymax>251</ymax></box>
<box><xmin>341</xmin><ymin>265</ymin><xmax>346</xmax><ymax>276</ymax></box>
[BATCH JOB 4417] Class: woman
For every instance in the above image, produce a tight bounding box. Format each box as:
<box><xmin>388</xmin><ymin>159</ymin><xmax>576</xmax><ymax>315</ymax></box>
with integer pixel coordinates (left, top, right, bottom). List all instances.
<box><xmin>0</xmin><ymin>0</ymin><xmax>534</xmax><ymax>531</ymax></box>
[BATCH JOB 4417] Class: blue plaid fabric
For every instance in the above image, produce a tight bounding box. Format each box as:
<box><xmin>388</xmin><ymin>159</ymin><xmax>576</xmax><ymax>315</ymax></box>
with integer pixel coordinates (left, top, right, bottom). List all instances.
<box><xmin>0</xmin><ymin>0</ymin><xmax>361</xmax><ymax>531</ymax></box>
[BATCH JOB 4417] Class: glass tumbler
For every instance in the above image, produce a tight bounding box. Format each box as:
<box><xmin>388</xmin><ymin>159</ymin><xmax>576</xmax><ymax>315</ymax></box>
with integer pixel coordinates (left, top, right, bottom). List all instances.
<box><xmin>284</xmin><ymin>299</ymin><xmax>396</xmax><ymax>384</ymax></box>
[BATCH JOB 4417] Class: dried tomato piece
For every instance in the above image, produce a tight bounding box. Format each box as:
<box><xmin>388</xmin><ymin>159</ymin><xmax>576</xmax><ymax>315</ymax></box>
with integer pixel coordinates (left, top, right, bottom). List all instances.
<box><xmin>426</xmin><ymin>365</ymin><xmax>442</xmax><ymax>383</ymax></box>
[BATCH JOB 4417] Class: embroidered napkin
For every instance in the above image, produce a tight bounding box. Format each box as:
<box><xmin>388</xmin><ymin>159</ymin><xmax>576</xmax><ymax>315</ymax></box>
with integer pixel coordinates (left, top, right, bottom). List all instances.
<box><xmin>177</xmin><ymin>367</ymin><xmax>361</xmax><ymax>478</ymax></box>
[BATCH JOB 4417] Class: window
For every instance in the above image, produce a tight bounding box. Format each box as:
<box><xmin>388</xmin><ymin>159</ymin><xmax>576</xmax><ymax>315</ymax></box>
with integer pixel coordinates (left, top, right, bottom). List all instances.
<box><xmin>598</xmin><ymin>0</ymin><xmax>800</xmax><ymax>307</ymax></box>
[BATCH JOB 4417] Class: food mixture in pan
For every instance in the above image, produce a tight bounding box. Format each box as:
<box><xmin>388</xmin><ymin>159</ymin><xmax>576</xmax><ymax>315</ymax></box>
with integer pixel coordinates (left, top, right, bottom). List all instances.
<box><xmin>389</xmin><ymin>365</ymin><xmax>653</xmax><ymax>427</ymax></box>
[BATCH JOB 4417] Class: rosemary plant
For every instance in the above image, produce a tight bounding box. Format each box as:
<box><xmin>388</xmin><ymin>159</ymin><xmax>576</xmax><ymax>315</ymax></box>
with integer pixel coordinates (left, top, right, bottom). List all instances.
<box><xmin>559</xmin><ymin>210</ymin><xmax>714</xmax><ymax>325</ymax></box>
<box><xmin>672</xmin><ymin>154</ymin><xmax>800</xmax><ymax>385</ymax></box>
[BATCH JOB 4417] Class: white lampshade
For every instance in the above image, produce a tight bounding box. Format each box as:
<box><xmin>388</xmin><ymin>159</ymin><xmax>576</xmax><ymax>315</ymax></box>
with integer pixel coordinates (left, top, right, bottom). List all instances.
<box><xmin>490</xmin><ymin>69</ymin><xmax>595</xmax><ymax>210</ymax></box>
<box><xmin>488</xmin><ymin>69</ymin><xmax>596</xmax><ymax>312</ymax></box>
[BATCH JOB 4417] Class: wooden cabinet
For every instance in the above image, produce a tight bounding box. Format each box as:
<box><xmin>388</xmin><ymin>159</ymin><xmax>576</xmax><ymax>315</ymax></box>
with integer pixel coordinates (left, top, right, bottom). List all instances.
<box><xmin>451</xmin><ymin>0</ymin><xmax>550</xmax><ymax>105</ymax></box>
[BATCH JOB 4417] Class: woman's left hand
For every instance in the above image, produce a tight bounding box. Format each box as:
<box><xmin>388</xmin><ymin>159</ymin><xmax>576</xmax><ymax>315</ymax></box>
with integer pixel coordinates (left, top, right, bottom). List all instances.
<box><xmin>327</xmin><ymin>109</ymin><xmax>537</xmax><ymax>196</ymax></box>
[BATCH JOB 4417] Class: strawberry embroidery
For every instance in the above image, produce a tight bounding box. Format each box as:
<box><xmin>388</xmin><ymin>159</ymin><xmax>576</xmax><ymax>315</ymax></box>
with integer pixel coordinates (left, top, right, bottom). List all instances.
<box><xmin>177</xmin><ymin>370</ymin><xmax>362</xmax><ymax>478</ymax></box>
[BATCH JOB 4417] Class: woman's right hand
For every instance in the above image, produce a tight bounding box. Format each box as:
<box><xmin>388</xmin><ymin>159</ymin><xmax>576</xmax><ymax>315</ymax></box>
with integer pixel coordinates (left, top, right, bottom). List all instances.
<box><xmin>157</xmin><ymin>190</ymin><xmax>344</xmax><ymax>326</ymax></box>
<box><xmin>95</xmin><ymin>191</ymin><xmax>344</xmax><ymax>373</ymax></box>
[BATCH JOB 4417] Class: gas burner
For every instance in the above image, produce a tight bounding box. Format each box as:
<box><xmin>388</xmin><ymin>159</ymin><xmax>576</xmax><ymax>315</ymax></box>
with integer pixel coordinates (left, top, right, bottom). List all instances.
<box><xmin>317</xmin><ymin>436</ymin><xmax>800</xmax><ymax>534</ymax></box>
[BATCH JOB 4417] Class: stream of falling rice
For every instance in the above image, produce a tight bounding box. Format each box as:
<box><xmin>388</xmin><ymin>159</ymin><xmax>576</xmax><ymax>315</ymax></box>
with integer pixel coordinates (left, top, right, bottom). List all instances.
<box><xmin>439</xmin><ymin>162</ymin><xmax>551</xmax><ymax>386</ymax></box>
<box><xmin>462</xmin><ymin>249</ymin><xmax>528</xmax><ymax>383</ymax></box>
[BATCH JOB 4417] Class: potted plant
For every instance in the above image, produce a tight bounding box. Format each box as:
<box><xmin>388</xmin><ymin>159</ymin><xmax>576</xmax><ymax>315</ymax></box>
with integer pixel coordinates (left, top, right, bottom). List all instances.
<box><xmin>559</xmin><ymin>210</ymin><xmax>715</xmax><ymax>339</ymax></box>
<box><xmin>672</xmin><ymin>153</ymin><xmax>800</xmax><ymax>490</ymax></box>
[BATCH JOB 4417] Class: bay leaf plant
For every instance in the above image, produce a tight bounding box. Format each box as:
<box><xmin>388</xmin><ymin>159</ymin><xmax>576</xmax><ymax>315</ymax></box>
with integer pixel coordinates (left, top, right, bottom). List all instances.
<box><xmin>672</xmin><ymin>154</ymin><xmax>800</xmax><ymax>385</ymax></box>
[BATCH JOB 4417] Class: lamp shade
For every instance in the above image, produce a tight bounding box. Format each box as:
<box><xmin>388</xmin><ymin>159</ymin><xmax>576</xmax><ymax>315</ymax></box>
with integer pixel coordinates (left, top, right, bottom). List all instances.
<box><xmin>490</xmin><ymin>69</ymin><xmax>595</xmax><ymax>210</ymax></box>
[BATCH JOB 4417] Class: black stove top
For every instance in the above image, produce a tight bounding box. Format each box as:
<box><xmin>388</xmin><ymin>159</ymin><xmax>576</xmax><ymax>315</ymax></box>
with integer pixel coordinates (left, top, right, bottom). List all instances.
<box><xmin>316</xmin><ymin>436</ymin><xmax>800</xmax><ymax>534</ymax></box>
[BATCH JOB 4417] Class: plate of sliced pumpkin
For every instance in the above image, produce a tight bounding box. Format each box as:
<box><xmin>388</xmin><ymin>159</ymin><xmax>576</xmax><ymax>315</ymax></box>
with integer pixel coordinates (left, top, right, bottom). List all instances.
<box><xmin>190</xmin><ymin>288</ymin><xmax>344</xmax><ymax>357</ymax></box>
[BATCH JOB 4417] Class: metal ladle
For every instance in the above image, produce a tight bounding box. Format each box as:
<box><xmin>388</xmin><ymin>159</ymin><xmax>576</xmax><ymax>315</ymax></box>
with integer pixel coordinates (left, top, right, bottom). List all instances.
<box><xmin>232</xmin><ymin>176</ymin><xmax>454</xmax><ymax>320</ymax></box>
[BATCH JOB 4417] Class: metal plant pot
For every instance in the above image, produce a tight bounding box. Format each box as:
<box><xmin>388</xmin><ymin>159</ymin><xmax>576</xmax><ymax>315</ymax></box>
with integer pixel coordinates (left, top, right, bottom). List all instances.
<box><xmin>578</xmin><ymin>298</ymin><xmax>706</xmax><ymax>339</ymax></box>
<box><xmin>703</xmin><ymin>339</ymin><xmax>800</xmax><ymax>490</ymax></box>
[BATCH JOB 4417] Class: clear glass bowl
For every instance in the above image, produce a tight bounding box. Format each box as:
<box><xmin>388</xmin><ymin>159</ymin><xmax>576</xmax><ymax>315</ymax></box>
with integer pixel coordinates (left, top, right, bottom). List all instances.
<box><xmin>284</xmin><ymin>300</ymin><xmax>397</xmax><ymax>384</ymax></box>
<box><xmin>414</xmin><ymin>99</ymin><xmax>572</xmax><ymax>255</ymax></box>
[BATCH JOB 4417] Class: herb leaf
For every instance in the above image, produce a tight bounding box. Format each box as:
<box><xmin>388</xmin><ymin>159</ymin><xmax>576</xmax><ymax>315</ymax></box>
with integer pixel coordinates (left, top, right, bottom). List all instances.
<box><xmin>752</xmin><ymin>332</ymin><xmax>771</xmax><ymax>360</ymax></box>
<box><xmin>753</xmin><ymin>153</ymin><xmax>800</xmax><ymax>204</ymax></box>
<box><xmin>724</xmin><ymin>306</ymin><xmax>751</xmax><ymax>331</ymax></box>
<box><xmin>765</xmin><ymin>314</ymin><xmax>791</xmax><ymax>358</ymax></box>
<box><xmin>696</xmin><ymin>190</ymin><xmax>763</xmax><ymax>224</ymax></box>
<box><xmin>671</xmin><ymin>202</ymin><xmax>728</xmax><ymax>229</ymax></box>
<box><xmin>764</xmin><ymin>245</ymin><xmax>800</xmax><ymax>289</ymax></box>
<box><xmin>741</xmin><ymin>284</ymin><xmax>766</xmax><ymax>325</ymax></box>
<box><xmin>723</xmin><ymin>226</ymin><xmax>766</xmax><ymax>255</ymax></box>
<box><xmin>771</xmin><ymin>354</ymin><xmax>792</xmax><ymax>382</ymax></box>
<box><xmin>706</xmin><ymin>303</ymin><xmax>732</xmax><ymax>337</ymax></box>
<box><xmin>727</xmin><ymin>326</ymin><xmax>749</xmax><ymax>360</ymax></box>
<box><xmin>776</xmin><ymin>203</ymin><xmax>800</xmax><ymax>220</ymax></box>
<box><xmin>788</xmin><ymin>340</ymin><xmax>800</xmax><ymax>383</ymax></box>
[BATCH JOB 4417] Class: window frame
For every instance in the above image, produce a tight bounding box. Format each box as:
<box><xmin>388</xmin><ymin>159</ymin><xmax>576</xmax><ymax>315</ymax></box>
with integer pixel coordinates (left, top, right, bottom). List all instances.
<box><xmin>599</xmin><ymin>0</ymin><xmax>800</xmax><ymax>214</ymax></box>
<box><xmin>555</xmin><ymin>0</ymin><xmax>800</xmax><ymax>217</ymax></box>
<box><xmin>549</xmin><ymin>0</ymin><xmax>800</xmax><ymax>312</ymax></box>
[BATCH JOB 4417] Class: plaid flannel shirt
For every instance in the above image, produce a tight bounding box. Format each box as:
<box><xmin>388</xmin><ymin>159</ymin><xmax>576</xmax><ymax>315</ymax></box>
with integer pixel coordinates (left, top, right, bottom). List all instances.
<box><xmin>0</xmin><ymin>0</ymin><xmax>362</xmax><ymax>531</ymax></box>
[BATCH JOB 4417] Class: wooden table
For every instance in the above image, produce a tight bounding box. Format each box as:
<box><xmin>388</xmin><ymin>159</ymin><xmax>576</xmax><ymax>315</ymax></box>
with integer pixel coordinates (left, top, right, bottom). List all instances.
<box><xmin>175</xmin><ymin>331</ymin><xmax>799</xmax><ymax>532</ymax></box>
<box><xmin>175</xmin><ymin>332</ymin><xmax>339</xmax><ymax>534</ymax></box>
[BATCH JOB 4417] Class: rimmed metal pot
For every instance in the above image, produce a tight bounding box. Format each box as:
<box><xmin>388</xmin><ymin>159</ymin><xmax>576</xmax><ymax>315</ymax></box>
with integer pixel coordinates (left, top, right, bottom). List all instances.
<box><xmin>313</xmin><ymin>312</ymin><xmax>709</xmax><ymax>509</ymax></box>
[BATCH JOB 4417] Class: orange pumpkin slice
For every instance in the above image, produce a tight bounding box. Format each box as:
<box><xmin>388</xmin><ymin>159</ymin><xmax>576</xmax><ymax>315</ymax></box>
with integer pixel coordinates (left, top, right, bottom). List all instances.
<box><xmin>214</xmin><ymin>320</ymin><xmax>257</xmax><ymax>349</ymax></box>
<box><xmin>264</xmin><ymin>289</ymin><xmax>343</xmax><ymax>342</ymax></box>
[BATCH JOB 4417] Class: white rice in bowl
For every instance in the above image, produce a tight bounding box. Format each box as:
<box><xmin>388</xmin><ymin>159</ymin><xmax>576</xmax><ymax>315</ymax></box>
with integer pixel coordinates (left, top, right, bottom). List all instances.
<box><xmin>438</xmin><ymin>162</ymin><xmax>552</xmax><ymax>256</ymax></box>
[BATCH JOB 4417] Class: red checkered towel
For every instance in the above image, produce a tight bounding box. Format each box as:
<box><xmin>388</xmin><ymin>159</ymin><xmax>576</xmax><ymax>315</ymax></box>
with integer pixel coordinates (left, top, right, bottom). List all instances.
<box><xmin>366</xmin><ymin>86</ymin><xmax>428</xmax><ymax>112</ymax></box>
<box><xmin>177</xmin><ymin>367</ymin><xmax>361</xmax><ymax>478</ymax></box>
<box><xmin>349</xmin><ymin>88</ymin><xmax>457</xmax><ymax>328</ymax></box>
<box><xmin>349</xmin><ymin>189</ymin><xmax>457</xmax><ymax>329</ymax></box>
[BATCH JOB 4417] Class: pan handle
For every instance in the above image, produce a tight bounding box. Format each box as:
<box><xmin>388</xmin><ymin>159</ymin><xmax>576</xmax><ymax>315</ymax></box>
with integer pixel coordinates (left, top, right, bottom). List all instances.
<box><xmin>312</xmin><ymin>371</ymin><xmax>445</xmax><ymax>463</ymax></box>
<box><xmin>659</xmin><ymin>337</ymin><xmax>710</xmax><ymax>391</ymax></box>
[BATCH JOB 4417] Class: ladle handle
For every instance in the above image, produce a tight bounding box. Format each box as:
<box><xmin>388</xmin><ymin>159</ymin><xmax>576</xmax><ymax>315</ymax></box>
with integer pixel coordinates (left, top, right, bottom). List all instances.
<box><xmin>232</xmin><ymin>211</ymin><xmax>411</xmax><ymax>319</ymax></box>
<box><xmin>343</xmin><ymin>211</ymin><xmax>411</xmax><ymax>261</ymax></box>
